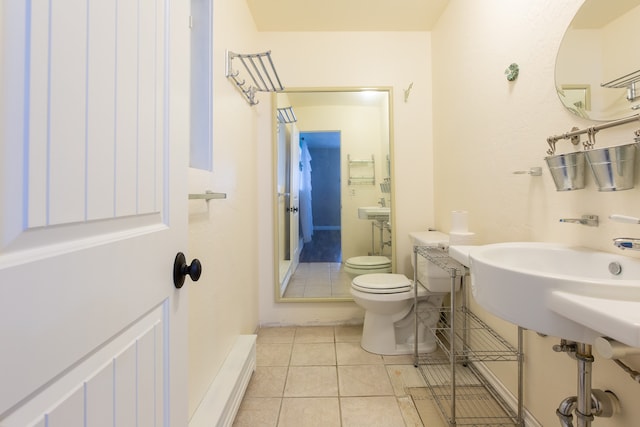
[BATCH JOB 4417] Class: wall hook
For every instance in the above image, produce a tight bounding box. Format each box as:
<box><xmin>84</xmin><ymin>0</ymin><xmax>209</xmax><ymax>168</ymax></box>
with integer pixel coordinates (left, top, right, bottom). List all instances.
<box><xmin>404</xmin><ymin>82</ymin><xmax>414</xmax><ymax>102</ymax></box>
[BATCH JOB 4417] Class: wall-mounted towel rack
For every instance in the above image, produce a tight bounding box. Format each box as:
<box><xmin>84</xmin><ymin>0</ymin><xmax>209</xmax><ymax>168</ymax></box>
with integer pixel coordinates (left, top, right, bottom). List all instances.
<box><xmin>601</xmin><ymin>69</ymin><xmax>640</xmax><ymax>102</ymax></box>
<box><xmin>546</xmin><ymin>114</ymin><xmax>640</xmax><ymax>155</ymax></box>
<box><xmin>277</xmin><ymin>106</ymin><xmax>297</xmax><ymax>123</ymax></box>
<box><xmin>189</xmin><ymin>191</ymin><xmax>227</xmax><ymax>201</ymax></box>
<box><xmin>225</xmin><ymin>50</ymin><xmax>284</xmax><ymax>106</ymax></box>
<box><xmin>348</xmin><ymin>154</ymin><xmax>375</xmax><ymax>185</ymax></box>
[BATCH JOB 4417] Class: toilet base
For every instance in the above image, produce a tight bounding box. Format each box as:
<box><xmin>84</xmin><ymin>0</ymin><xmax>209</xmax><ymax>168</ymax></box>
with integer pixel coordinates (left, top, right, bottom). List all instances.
<box><xmin>359</xmin><ymin>295</ymin><xmax>444</xmax><ymax>356</ymax></box>
<box><xmin>360</xmin><ymin>311</ymin><xmax>439</xmax><ymax>356</ymax></box>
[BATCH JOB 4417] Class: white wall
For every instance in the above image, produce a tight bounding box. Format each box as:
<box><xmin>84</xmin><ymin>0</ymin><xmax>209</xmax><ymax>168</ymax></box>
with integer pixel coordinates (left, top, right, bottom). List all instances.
<box><xmin>256</xmin><ymin>32</ymin><xmax>435</xmax><ymax>325</ymax></box>
<box><xmin>432</xmin><ymin>1</ymin><xmax>640</xmax><ymax>425</ymax></box>
<box><xmin>186</xmin><ymin>0</ymin><xmax>261</xmax><ymax>418</ymax></box>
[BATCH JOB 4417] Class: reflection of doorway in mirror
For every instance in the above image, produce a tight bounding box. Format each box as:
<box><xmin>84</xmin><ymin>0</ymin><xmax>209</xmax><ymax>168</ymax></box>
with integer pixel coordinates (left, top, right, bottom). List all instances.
<box><xmin>283</xmin><ymin>131</ymin><xmax>350</xmax><ymax>299</ymax></box>
<box><xmin>299</xmin><ymin>131</ymin><xmax>342</xmax><ymax>263</ymax></box>
<box><xmin>560</xmin><ymin>85</ymin><xmax>591</xmax><ymax>116</ymax></box>
<box><xmin>274</xmin><ymin>88</ymin><xmax>394</xmax><ymax>300</ymax></box>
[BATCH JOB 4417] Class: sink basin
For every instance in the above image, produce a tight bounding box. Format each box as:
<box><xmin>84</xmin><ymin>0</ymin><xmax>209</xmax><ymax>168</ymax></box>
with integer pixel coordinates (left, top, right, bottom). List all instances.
<box><xmin>465</xmin><ymin>242</ymin><xmax>640</xmax><ymax>347</ymax></box>
<box><xmin>357</xmin><ymin>206</ymin><xmax>390</xmax><ymax>220</ymax></box>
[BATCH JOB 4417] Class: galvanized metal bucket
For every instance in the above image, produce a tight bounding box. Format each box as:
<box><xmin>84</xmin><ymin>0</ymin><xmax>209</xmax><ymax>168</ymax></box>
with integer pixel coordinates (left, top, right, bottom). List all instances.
<box><xmin>545</xmin><ymin>151</ymin><xmax>586</xmax><ymax>191</ymax></box>
<box><xmin>585</xmin><ymin>143</ymin><xmax>636</xmax><ymax>191</ymax></box>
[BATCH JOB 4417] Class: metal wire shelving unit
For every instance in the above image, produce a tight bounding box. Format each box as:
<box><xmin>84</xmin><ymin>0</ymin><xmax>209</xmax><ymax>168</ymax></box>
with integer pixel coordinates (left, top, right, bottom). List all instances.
<box><xmin>413</xmin><ymin>245</ymin><xmax>524</xmax><ymax>426</ymax></box>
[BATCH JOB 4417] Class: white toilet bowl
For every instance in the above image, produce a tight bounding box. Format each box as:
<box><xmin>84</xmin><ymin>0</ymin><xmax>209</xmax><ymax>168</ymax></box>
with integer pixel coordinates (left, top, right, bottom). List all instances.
<box><xmin>350</xmin><ymin>231</ymin><xmax>451</xmax><ymax>356</ymax></box>
<box><xmin>350</xmin><ymin>273</ymin><xmax>445</xmax><ymax>355</ymax></box>
<box><xmin>344</xmin><ymin>255</ymin><xmax>392</xmax><ymax>276</ymax></box>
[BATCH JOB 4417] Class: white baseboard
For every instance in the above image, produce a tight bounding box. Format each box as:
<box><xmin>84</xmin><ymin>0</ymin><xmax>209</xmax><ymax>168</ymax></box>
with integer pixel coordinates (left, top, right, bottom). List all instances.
<box><xmin>189</xmin><ymin>335</ymin><xmax>257</xmax><ymax>427</ymax></box>
<box><xmin>473</xmin><ymin>361</ymin><xmax>542</xmax><ymax>427</ymax></box>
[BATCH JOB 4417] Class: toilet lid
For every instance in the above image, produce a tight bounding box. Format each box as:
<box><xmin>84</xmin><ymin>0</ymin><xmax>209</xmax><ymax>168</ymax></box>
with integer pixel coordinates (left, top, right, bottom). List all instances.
<box><xmin>352</xmin><ymin>273</ymin><xmax>412</xmax><ymax>294</ymax></box>
<box><xmin>345</xmin><ymin>256</ymin><xmax>392</xmax><ymax>268</ymax></box>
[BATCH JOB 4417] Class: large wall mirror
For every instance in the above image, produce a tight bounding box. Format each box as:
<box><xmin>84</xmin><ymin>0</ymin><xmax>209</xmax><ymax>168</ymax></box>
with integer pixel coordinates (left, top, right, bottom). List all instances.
<box><xmin>555</xmin><ymin>0</ymin><xmax>640</xmax><ymax>121</ymax></box>
<box><xmin>273</xmin><ymin>87</ymin><xmax>395</xmax><ymax>302</ymax></box>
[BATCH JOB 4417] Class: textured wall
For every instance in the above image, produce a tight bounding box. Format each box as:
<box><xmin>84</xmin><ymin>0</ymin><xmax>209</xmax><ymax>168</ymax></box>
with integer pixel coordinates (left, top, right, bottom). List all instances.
<box><xmin>432</xmin><ymin>1</ymin><xmax>640</xmax><ymax>425</ymax></box>
<box><xmin>189</xmin><ymin>1</ymin><xmax>640</xmax><ymax>424</ymax></box>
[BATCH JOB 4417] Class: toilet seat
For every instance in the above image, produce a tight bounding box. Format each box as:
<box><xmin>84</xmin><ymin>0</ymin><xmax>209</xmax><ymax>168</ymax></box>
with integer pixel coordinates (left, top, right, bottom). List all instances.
<box><xmin>344</xmin><ymin>256</ymin><xmax>392</xmax><ymax>275</ymax></box>
<box><xmin>346</xmin><ymin>256</ymin><xmax>391</xmax><ymax>267</ymax></box>
<box><xmin>351</xmin><ymin>273</ymin><xmax>412</xmax><ymax>294</ymax></box>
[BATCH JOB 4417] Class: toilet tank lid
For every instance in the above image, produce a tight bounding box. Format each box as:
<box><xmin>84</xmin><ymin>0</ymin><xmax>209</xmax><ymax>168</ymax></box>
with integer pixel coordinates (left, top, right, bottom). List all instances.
<box><xmin>352</xmin><ymin>273</ymin><xmax>411</xmax><ymax>289</ymax></box>
<box><xmin>409</xmin><ymin>231</ymin><xmax>449</xmax><ymax>246</ymax></box>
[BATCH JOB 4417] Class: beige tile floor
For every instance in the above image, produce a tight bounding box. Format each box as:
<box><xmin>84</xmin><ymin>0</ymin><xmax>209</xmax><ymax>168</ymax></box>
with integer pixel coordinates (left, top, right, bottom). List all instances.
<box><xmin>233</xmin><ymin>325</ymin><xmax>447</xmax><ymax>427</ymax></box>
<box><xmin>282</xmin><ymin>263</ymin><xmax>352</xmax><ymax>298</ymax></box>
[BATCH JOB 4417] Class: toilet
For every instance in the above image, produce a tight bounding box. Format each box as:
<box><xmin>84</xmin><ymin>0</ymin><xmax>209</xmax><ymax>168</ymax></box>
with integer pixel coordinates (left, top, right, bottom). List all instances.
<box><xmin>344</xmin><ymin>255</ymin><xmax>392</xmax><ymax>276</ymax></box>
<box><xmin>350</xmin><ymin>231</ymin><xmax>453</xmax><ymax>355</ymax></box>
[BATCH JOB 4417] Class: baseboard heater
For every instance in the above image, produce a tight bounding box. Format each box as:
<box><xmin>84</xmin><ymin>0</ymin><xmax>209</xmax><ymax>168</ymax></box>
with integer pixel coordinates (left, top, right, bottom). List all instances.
<box><xmin>189</xmin><ymin>335</ymin><xmax>257</xmax><ymax>427</ymax></box>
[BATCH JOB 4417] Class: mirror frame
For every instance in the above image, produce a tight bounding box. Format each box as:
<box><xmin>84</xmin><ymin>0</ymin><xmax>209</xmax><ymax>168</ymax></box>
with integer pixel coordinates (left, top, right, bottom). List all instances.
<box><xmin>272</xmin><ymin>87</ymin><xmax>395</xmax><ymax>302</ymax></box>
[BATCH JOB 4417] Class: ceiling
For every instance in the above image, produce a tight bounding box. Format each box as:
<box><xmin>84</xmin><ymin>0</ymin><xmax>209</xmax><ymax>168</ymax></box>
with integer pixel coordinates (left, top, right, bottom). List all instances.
<box><xmin>245</xmin><ymin>0</ymin><xmax>450</xmax><ymax>31</ymax></box>
<box><xmin>246</xmin><ymin>1</ymin><xmax>640</xmax><ymax>32</ymax></box>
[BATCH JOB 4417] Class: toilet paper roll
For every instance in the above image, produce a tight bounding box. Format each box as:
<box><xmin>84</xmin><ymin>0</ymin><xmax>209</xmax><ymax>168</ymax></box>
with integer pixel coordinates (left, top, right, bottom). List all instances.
<box><xmin>449</xmin><ymin>231</ymin><xmax>476</xmax><ymax>246</ymax></box>
<box><xmin>450</xmin><ymin>210</ymin><xmax>469</xmax><ymax>233</ymax></box>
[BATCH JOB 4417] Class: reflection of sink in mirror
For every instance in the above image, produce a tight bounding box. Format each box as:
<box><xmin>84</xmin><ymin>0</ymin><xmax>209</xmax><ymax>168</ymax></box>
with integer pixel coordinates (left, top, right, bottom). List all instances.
<box><xmin>357</xmin><ymin>206</ymin><xmax>390</xmax><ymax>220</ymax></box>
<box><xmin>454</xmin><ymin>242</ymin><xmax>640</xmax><ymax>347</ymax></box>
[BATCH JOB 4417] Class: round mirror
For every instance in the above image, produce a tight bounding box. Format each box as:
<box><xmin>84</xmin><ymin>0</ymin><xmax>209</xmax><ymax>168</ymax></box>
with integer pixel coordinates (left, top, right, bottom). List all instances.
<box><xmin>555</xmin><ymin>0</ymin><xmax>640</xmax><ymax>121</ymax></box>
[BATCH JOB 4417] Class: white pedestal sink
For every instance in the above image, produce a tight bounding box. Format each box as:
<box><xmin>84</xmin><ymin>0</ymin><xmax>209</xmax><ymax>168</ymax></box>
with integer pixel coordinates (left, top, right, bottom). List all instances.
<box><xmin>357</xmin><ymin>206</ymin><xmax>390</xmax><ymax>221</ymax></box>
<box><xmin>451</xmin><ymin>242</ymin><xmax>640</xmax><ymax>347</ymax></box>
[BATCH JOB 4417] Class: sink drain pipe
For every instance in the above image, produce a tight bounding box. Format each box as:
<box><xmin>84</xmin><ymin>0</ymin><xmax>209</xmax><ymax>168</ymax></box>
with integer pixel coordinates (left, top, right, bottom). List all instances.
<box><xmin>555</xmin><ymin>342</ymin><xmax>619</xmax><ymax>427</ymax></box>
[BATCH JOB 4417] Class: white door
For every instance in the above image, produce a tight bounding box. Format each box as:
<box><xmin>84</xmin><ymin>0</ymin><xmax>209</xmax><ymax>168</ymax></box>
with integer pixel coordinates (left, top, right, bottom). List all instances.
<box><xmin>289</xmin><ymin>125</ymin><xmax>301</xmax><ymax>264</ymax></box>
<box><xmin>0</xmin><ymin>1</ymin><xmax>190</xmax><ymax>426</ymax></box>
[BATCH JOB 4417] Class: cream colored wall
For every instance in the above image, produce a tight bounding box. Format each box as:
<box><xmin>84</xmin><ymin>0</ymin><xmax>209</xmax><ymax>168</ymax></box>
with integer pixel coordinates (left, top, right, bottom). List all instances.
<box><xmin>256</xmin><ymin>32</ymin><xmax>435</xmax><ymax>325</ymax></box>
<box><xmin>433</xmin><ymin>1</ymin><xmax>640</xmax><ymax>426</ymax></box>
<box><xmin>186</xmin><ymin>0</ymin><xmax>261</xmax><ymax>418</ymax></box>
<box><xmin>186</xmin><ymin>2</ymin><xmax>640</xmax><ymax>423</ymax></box>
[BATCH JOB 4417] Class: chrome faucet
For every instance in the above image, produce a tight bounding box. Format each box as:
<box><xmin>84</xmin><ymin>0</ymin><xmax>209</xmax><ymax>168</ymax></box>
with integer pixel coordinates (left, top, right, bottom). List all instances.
<box><xmin>559</xmin><ymin>214</ymin><xmax>599</xmax><ymax>227</ymax></box>
<box><xmin>613</xmin><ymin>237</ymin><xmax>640</xmax><ymax>250</ymax></box>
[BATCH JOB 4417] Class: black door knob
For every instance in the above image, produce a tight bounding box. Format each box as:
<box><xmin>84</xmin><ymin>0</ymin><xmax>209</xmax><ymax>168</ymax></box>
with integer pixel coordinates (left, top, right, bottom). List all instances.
<box><xmin>173</xmin><ymin>252</ymin><xmax>202</xmax><ymax>289</ymax></box>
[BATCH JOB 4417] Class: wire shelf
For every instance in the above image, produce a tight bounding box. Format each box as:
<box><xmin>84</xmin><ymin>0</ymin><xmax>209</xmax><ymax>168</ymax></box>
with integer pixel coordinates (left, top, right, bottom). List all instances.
<box><xmin>416</xmin><ymin>362</ymin><xmax>521</xmax><ymax>426</ymax></box>
<box><xmin>415</xmin><ymin>245</ymin><xmax>466</xmax><ymax>277</ymax></box>
<box><xmin>417</xmin><ymin>307</ymin><xmax>519</xmax><ymax>363</ymax></box>
<box><xmin>413</xmin><ymin>244</ymin><xmax>524</xmax><ymax>426</ymax></box>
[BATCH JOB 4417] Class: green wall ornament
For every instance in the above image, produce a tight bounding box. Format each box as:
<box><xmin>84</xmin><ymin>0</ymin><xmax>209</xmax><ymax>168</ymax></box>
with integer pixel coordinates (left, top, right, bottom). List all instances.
<box><xmin>505</xmin><ymin>63</ymin><xmax>519</xmax><ymax>81</ymax></box>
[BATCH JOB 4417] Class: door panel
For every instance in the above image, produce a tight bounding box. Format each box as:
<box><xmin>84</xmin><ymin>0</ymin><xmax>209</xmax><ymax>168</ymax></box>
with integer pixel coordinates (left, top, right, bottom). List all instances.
<box><xmin>3</xmin><ymin>305</ymin><xmax>165</xmax><ymax>427</ymax></box>
<box><xmin>0</xmin><ymin>0</ymin><xmax>189</xmax><ymax>425</ymax></box>
<box><xmin>25</xmin><ymin>0</ymin><xmax>163</xmax><ymax>228</ymax></box>
<box><xmin>289</xmin><ymin>125</ymin><xmax>300</xmax><ymax>262</ymax></box>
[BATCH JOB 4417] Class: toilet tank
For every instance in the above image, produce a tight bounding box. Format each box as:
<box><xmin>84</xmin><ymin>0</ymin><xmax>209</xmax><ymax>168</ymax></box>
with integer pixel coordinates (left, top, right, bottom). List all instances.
<box><xmin>409</xmin><ymin>231</ymin><xmax>460</xmax><ymax>293</ymax></box>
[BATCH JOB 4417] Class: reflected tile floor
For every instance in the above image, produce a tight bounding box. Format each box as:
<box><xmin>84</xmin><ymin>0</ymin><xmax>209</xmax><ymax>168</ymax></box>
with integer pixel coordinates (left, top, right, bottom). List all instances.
<box><xmin>282</xmin><ymin>263</ymin><xmax>352</xmax><ymax>299</ymax></box>
<box><xmin>233</xmin><ymin>325</ymin><xmax>447</xmax><ymax>427</ymax></box>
